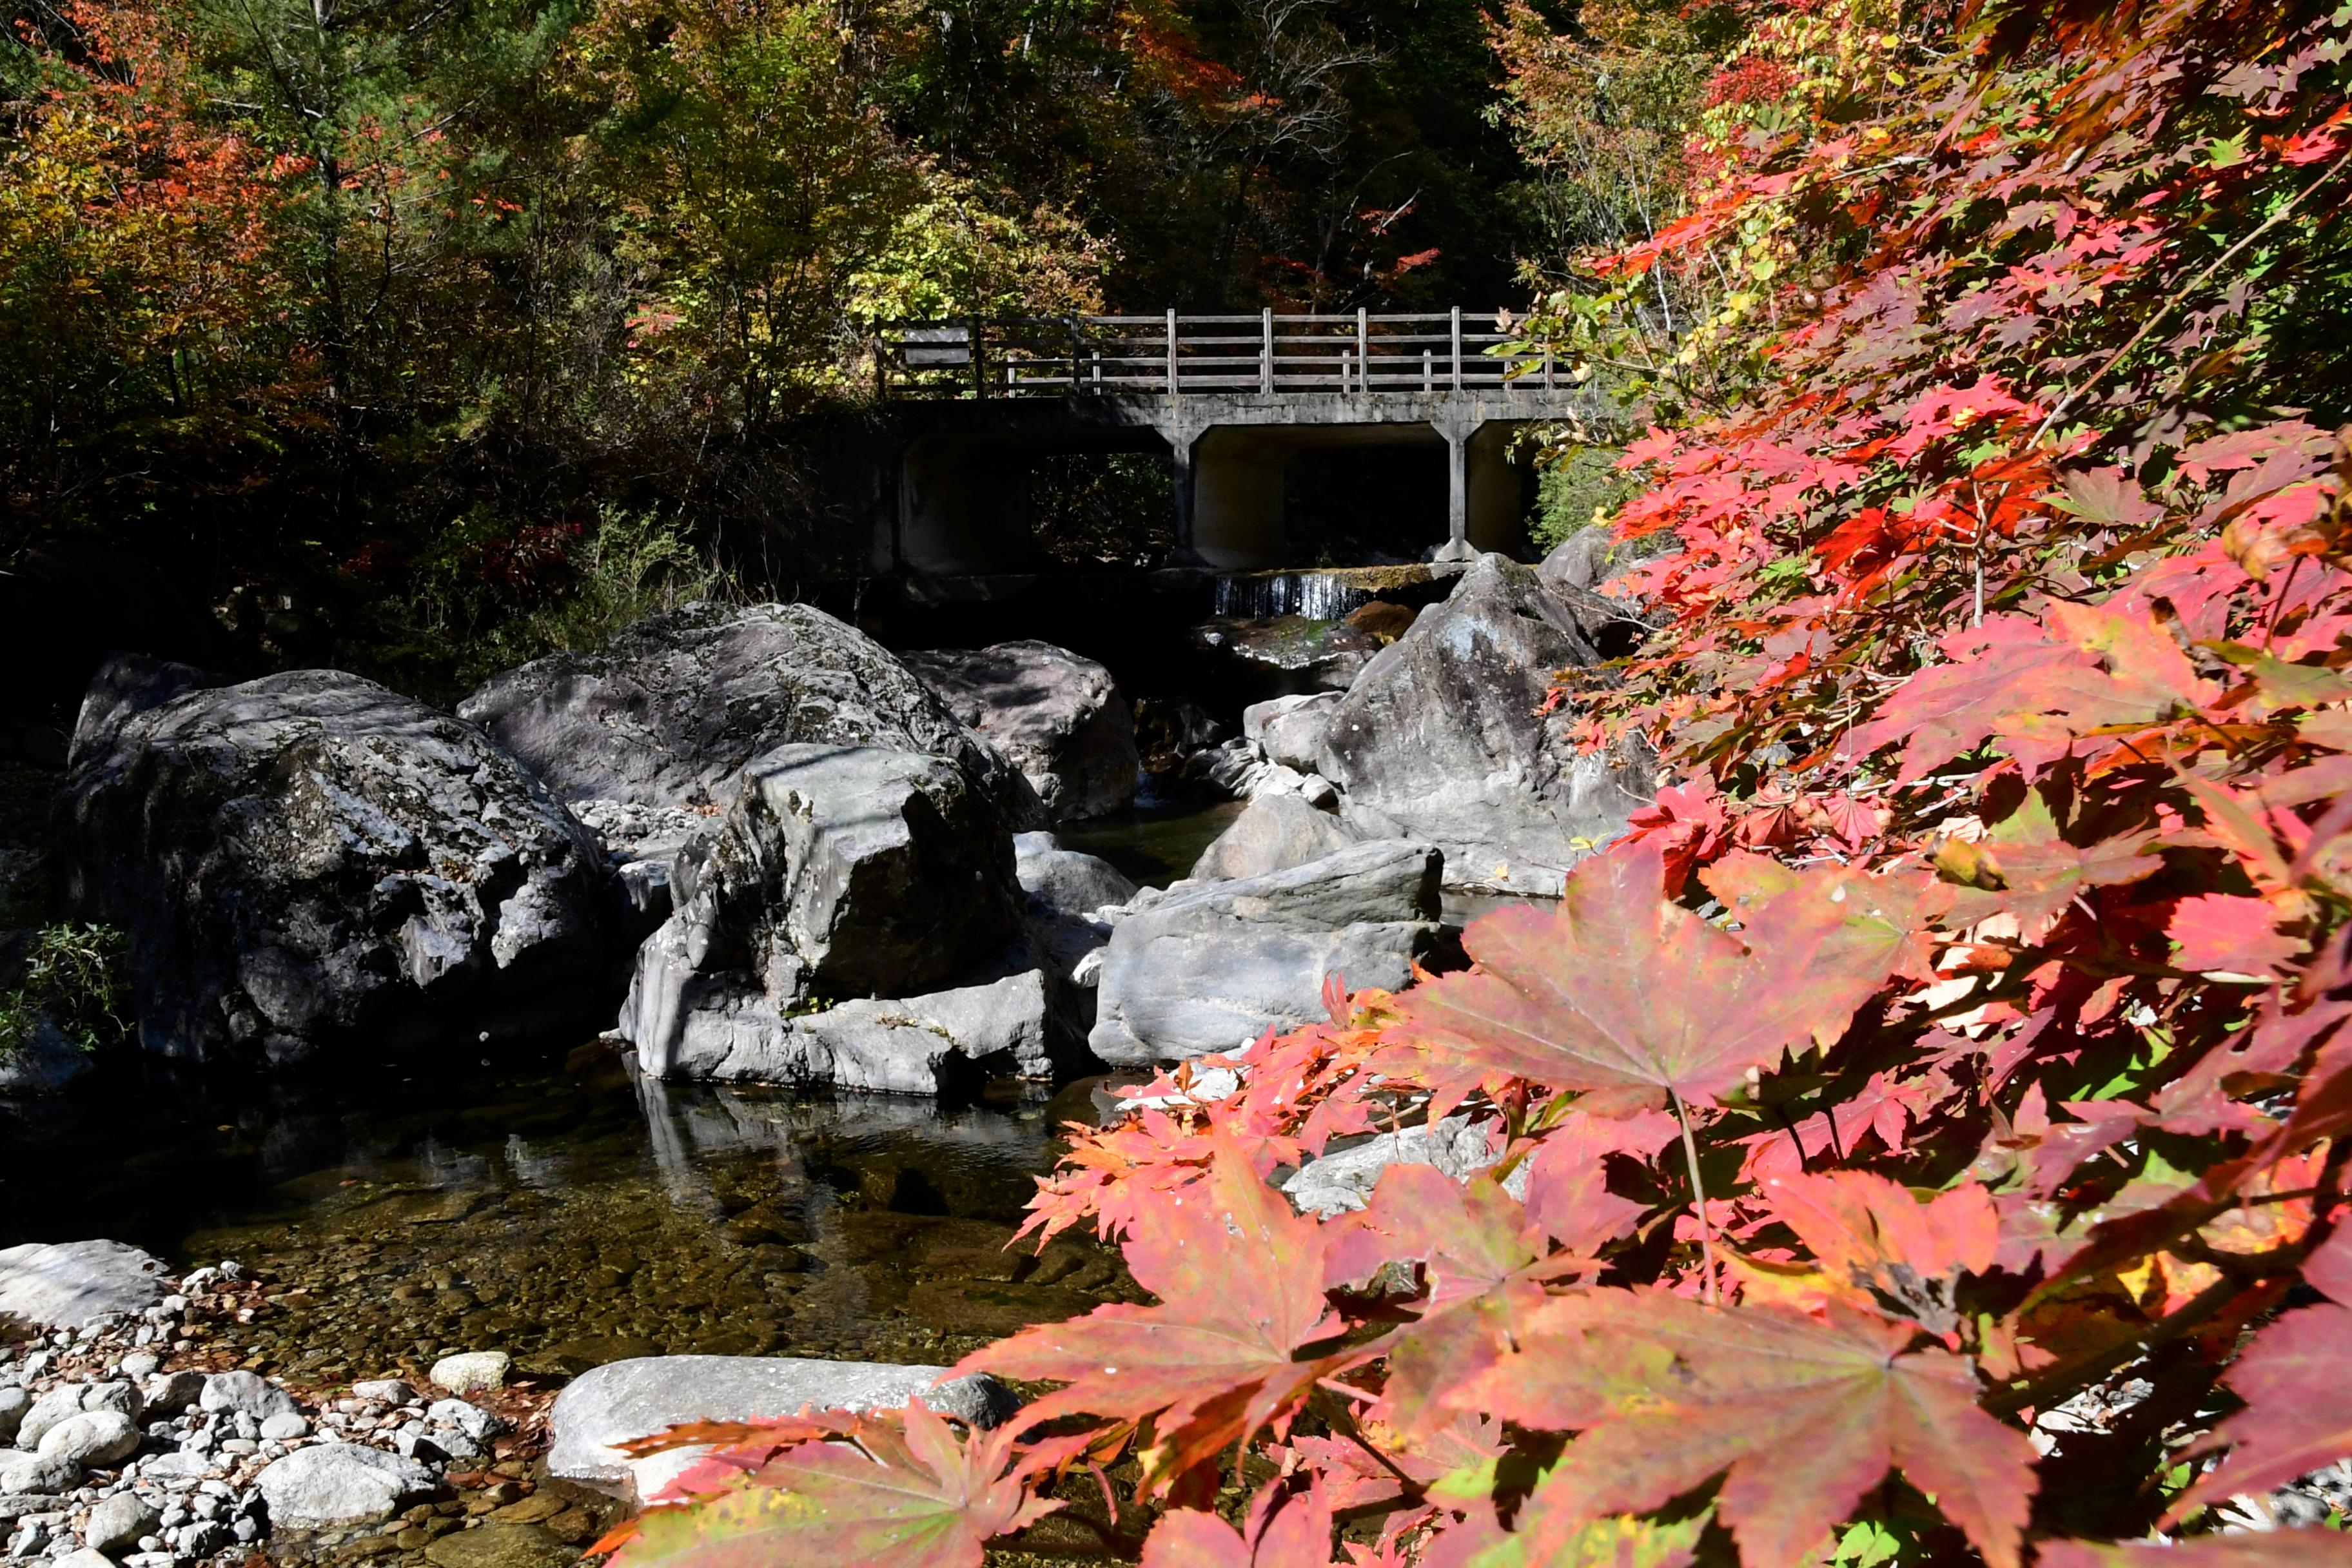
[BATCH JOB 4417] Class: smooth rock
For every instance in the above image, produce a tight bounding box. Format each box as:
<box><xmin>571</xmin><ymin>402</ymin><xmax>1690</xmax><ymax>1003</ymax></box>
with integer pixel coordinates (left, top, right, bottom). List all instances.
<box><xmin>0</xmin><ymin>1389</ymin><xmax>21</xmax><ymax>1446</ymax></box>
<box><xmin>37</xmin><ymin>1411</ymin><xmax>139</xmax><ymax>1467</ymax></box>
<box><xmin>618</xmin><ymin>744</ymin><xmax>1024</xmax><ymax>1083</ymax></box>
<box><xmin>459</xmin><ymin>602</ymin><xmax>1037</xmax><ymax>825</ymax></box>
<box><xmin>0</xmin><ymin>1494</ymin><xmax>64</xmax><ymax>1524</ymax></box>
<box><xmin>1242</xmin><ymin>692</ymin><xmax>1344</xmax><ymax>775</ymax></box>
<box><xmin>1190</xmin><ymin>792</ymin><xmax>1360</xmax><ymax>883</ymax></box>
<box><xmin>1282</xmin><ymin>1116</ymin><xmax>1508</xmax><ymax>1217</ymax></box>
<box><xmin>429</xmin><ymin>1353</ymin><xmax>510</xmax><ymax>1396</ymax></box>
<box><xmin>0</xmin><ymin>1453</ymin><xmax>79</xmax><ymax>1494</ymax></box>
<box><xmin>348</xmin><ymin>1380</ymin><xmax>415</xmax><ymax>1406</ymax></box>
<box><xmin>83</xmin><ymin>1493</ymin><xmax>158</xmax><ymax>1558</ymax></box>
<box><xmin>1014</xmin><ymin>834</ymin><xmax>1136</xmax><ymax>916</ymax></box>
<box><xmin>1088</xmin><ymin>840</ymin><xmax>1444</xmax><ymax>1065</ymax></box>
<box><xmin>137</xmin><ymin>1374</ymin><xmax>202</xmax><ymax>1417</ymax></box>
<box><xmin>51</xmin><ymin>1549</ymin><xmax>113</xmax><ymax>1568</ymax></box>
<box><xmin>548</xmin><ymin>1355</ymin><xmax>1017</xmax><ymax>1500</ymax></box>
<box><xmin>1320</xmin><ymin>554</ymin><xmax>1654</xmax><ymax>896</ymax></box>
<box><xmin>257</xmin><ymin>1413</ymin><xmax>308</xmax><ymax>1442</ymax></box>
<box><xmin>199</xmin><ymin>1372</ymin><xmax>294</xmax><ymax>1422</ymax></box>
<box><xmin>255</xmin><ymin>1444</ymin><xmax>438</xmax><ymax>1529</ymax></box>
<box><xmin>662</xmin><ymin>970</ymin><xmax>1052</xmax><ymax>1094</ymax></box>
<box><xmin>16</xmin><ymin>1387</ymin><xmax>86</xmax><ymax>1450</ymax></box>
<box><xmin>57</xmin><ymin>669</ymin><xmax>611</xmax><ymax>1064</ymax></box>
<box><xmin>0</xmin><ymin>1244</ymin><xmax>168</xmax><ymax>1331</ymax></box>
<box><xmin>902</xmin><ymin>642</ymin><xmax>1139</xmax><ymax>823</ymax></box>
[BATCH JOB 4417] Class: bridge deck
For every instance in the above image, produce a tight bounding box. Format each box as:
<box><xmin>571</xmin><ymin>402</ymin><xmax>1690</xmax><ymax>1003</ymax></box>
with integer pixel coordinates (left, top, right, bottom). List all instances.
<box><xmin>876</xmin><ymin>309</ymin><xmax>1571</xmax><ymax>399</ymax></box>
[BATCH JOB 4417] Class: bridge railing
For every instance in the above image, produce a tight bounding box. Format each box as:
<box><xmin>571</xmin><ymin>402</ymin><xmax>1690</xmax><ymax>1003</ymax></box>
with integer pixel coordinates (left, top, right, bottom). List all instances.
<box><xmin>872</xmin><ymin>309</ymin><xmax>1562</xmax><ymax>398</ymax></box>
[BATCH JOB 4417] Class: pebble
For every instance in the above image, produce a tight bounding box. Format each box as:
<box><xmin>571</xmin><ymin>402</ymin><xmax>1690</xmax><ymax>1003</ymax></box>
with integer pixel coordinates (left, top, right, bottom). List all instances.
<box><xmin>426</xmin><ymin>1355</ymin><xmax>509</xmax><ymax>1398</ymax></box>
<box><xmin>83</xmin><ymin>1493</ymin><xmax>158</xmax><ymax>1557</ymax></box>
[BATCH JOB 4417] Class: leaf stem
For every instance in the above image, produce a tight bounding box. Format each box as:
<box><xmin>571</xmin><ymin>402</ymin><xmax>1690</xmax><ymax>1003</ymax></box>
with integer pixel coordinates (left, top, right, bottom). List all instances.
<box><xmin>1669</xmin><ymin>1086</ymin><xmax>1721</xmax><ymax>1306</ymax></box>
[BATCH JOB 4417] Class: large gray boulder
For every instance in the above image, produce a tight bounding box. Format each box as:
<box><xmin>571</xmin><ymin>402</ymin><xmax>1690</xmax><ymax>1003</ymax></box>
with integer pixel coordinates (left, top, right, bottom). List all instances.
<box><xmin>1320</xmin><ymin>554</ymin><xmax>1654</xmax><ymax>896</ymax></box>
<box><xmin>459</xmin><ymin>603</ymin><xmax>1038</xmax><ymax>826</ymax></box>
<box><xmin>58</xmin><ymin>669</ymin><xmax>611</xmax><ymax>1064</ymax></box>
<box><xmin>902</xmin><ymin>643</ymin><xmax>1138</xmax><ymax>823</ymax></box>
<box><xmin>0</xmin><ymin>1242</ymin><xmax>168</xmax><ymax>1330</ymax></box>
<box><xmin>1089</xmin><ymin>839</ymin><xmax>1443</xmax><ymax>1065</ymax></box>
<box><xmin>1242</xmin><ymin>692</ymin><xmax>1343</xmax><ymax>774</ymax></box>
<box><xmin>549</xmin><ymin>1355</ymin><xmax>1018</xmax><ymax>1500</ymax></box>
<box><xmin>618</xmin><ymin>743</ymin><xmax>1026</xmax><ymax>1084</ymax></box>
<box><xmin>1191</xmin><ymin>792</ymin><xmax>1360</xmax><ymax>883</ymax></box>
<box><xmin>658</xmin><ymin>970</ymin><xmax>1052</xmax><ymax>1092</ymax></box>
<box><xmin>1015</xmin><ymin>833</ymin><xmax>1135</xmax><ymax>916</ymax></box>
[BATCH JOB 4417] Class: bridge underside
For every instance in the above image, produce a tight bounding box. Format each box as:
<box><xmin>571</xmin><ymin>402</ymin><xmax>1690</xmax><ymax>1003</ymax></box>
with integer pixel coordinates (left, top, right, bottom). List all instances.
<box><xmin>885</xmin><ymin>388</ymin><xmax>1614</xmax><ymax>574</ymax></box>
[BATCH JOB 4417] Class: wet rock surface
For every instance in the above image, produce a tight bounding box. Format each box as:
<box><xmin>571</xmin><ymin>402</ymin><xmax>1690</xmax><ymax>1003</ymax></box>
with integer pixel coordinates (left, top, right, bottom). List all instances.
<box><xmin>57</xmin><ymin>670</ymin><xmax>612</xmax><ymax>1065</ymax></box>
<box><xmin>901</xmin><ymin>642</ymin><xmax>1139</xmax><ymax>823</ymax></box>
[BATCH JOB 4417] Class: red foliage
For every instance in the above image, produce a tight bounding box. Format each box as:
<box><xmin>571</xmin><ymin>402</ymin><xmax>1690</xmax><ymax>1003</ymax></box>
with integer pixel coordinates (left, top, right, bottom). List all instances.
<box><xmin>612</xmin><ymin>3</ymin><xmax>2352</xmax><ymax>1563</ymax></box>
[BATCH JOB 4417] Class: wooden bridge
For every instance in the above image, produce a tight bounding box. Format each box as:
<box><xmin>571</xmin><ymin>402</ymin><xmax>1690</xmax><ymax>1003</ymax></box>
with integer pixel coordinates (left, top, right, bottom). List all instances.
<box><xmin>874</xmin><ymin>310</ymin><xmax>1565</xmax><ymax>399</ymax></box>
<box><xmin>865</xmin><ymin>311</ymin><xmax>1612</xmax><ymax>574</ymax></box>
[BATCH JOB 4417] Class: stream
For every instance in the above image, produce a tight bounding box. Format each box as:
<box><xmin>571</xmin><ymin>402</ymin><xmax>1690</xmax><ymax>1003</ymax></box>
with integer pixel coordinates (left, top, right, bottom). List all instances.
<box><xmin>0</xmin><ymin>800</ymin><xmax>1251</xmax><ymax>1387</ymax></box>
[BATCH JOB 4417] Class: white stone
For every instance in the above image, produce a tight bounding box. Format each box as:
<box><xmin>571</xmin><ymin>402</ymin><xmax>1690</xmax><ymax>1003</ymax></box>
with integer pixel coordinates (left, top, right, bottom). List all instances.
<box><xmin>256</xmin><ymin>1415</ymin><xmax>307</xmax><ymax>1442</ymax></box>
<box><xmin>548</xmin><ymin>1355</ymin><xmax>1017</xmax><ymax>1501</ymax></box>
<box><xmin>424</xmin><ymin>1402</ymin><xmax>502</xmax><ymax>1442</ymax></box>
<box><xmin>38</xmin><ymin>1413</ymin><xmax>139</xmax><ymax>1469</ymax></box>
<box><xmin>427</xmin><ymin>1353</ymin><xmax>509</xmax><ymax>1396</ymax></box>
<box><xmin>197</xmin><ymin>1375</ymin><xmax>291</xmax><ymax>1422</ymax></box>
<box><xmin>253</xmin><ymin>1444</ymin><xmax>437</xmax><ymax>1529</ymax></box>
<box><xmin>0</xmin><ymin>1246</ymin><xmax>168</xmax><ymax>1333</ymax></box>
<box><xmin>83</xmin><ymin>1493</ymin><xmax>157</xmax><ymax>1558</ymax></box>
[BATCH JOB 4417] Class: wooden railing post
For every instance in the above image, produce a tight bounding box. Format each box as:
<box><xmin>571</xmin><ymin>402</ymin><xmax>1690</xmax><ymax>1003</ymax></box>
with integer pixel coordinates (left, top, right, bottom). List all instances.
<box><xmin>1356</xmin><ymin>308</ymin><xmax>1368</xmax><ymax>393</ymax></box>
<box><xmin>1450</xmin><ymin>306</ymin><xmax>1462</xmax><ymax>391</ymax></box>
<box><xmin>1068</xmin><ymin>313</ymin><xmax>1083</xmax><ymax>391</ymax></box>
<box><xmin>1166</xmin><ymin>308</ymin><xmax>1179</xmax><ymax>395</ymax></box>
<box><xmin>970</xmin><ymin>313</ymin><xmax>985</xmax><ymax>399</ymax></box>
<box><xmin>1261</xmin><ymin>308</ymin><xmax>1274</xmax><ymax>395</ymax></box>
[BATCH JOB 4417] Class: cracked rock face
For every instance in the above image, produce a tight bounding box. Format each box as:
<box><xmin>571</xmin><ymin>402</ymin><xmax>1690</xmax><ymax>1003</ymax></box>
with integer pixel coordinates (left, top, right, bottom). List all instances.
<box><xmin>1319</xmin><ymin>554</ymin><xmax>1655</xmax><ymax>896</ymax></box>
<box><xmin>1087</xmin><ymin>838</ymin><xmax>1444</xmax><ymax>1066</ymax></box>
<box><xmin>458</xmin><ymin>602</ymin><xmax>1040</xmax><ymax>827</ymax></box>
<box><xmin>900</xmin><ymin>642</ymin><xmax>1138</xmax><ymax>823</ymax></box>
<box><xmin>618</xmin><ymin>743</ymin><xmax>1032</xmax><ymax>1088</ymax></box>
<box><xmin>59</xmin><ymin>666</ymin><xmax>611</xmax><ymax>1064</ymax></box>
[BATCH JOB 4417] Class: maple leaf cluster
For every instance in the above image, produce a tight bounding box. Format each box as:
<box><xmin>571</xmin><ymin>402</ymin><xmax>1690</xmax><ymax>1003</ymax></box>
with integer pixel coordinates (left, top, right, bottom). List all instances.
<box><xmin>603</xmin><ymin>3</ymin><xmax>2352</xmax><ymax>1566</ymax></box>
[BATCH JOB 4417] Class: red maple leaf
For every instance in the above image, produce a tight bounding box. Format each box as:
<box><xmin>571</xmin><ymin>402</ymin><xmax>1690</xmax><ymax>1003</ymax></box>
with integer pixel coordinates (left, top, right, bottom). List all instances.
<box><xmin>963</xmin><ymin>1137</ymin><xmax>1348</xmax><ymax>1491</ymax></box>
<box><xmin>609</xmin><ymin>1402</ymin><xmax>1064</xmax><ymax>1568</ymax></box>
<box><xmin>2041</xmin><ymin>1532</ymin><xmax>2352</xmax><ymax>1566</ymax></box>
<box><xmin>1384</xmin><ymin>842</ymin><xmax>1921</xmax><ymax>1112</ymax></box>
<box><xmin>2173</xmin><ymin>1302</ymin><xmax>2352</xmax><ymax>1516</ymax></box>
<box><xmin>1457</xmin><ymin>1292</ymin><xmax>2037</xmax><ymax>1568</ymax></box>
<box><xmin>1140</xmin><ymin>1475</ymin><xmax>1336</xmax><ymax>1568</ymax></box>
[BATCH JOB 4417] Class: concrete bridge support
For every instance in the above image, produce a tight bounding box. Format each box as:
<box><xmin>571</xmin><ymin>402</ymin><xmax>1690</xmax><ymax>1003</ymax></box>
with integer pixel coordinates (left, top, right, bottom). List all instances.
<box><xmin>1182</xmin><ymin>429</ymin><xmax>1290</xmax><ymax>571</ymax></box>
<box><xmin>898</xmin><ymin>435</ymin><xmax>1034</xmax><ymax>574</ymax></box>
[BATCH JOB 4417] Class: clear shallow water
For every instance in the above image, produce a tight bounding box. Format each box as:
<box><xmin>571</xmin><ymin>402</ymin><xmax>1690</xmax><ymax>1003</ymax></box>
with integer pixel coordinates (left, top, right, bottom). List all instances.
<box><xmin>0</xmin><ymin>1043</ymin><xmax>1136</xmax><ymax>1386</ymax></box>
<box><xmin>1059</xmin><ymin>798</ymin><xmax>1244</xmax><ymax>887</ymax></box>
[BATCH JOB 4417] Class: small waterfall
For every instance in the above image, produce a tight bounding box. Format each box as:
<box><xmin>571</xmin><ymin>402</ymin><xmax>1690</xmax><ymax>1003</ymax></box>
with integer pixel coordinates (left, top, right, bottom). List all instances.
<box><xmin>1213</xmin><ymin>571</ymin><xmax>1373</xmax><ymax>620</ymax></box>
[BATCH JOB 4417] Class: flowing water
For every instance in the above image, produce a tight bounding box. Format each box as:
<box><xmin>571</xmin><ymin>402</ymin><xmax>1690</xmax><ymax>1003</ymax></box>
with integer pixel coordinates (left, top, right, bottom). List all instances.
<box><xmin>0</xmin><ymin>1043</ymin><xmax>1138</xmax><ymax>1386</ymax></box>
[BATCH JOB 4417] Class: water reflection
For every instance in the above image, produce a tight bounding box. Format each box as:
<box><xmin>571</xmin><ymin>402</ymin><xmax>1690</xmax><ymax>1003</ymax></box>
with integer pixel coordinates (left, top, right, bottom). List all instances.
<box><xmin>0</xmin><ymin>1043</ymin><xmax>1132</xmax><ymax>1385</ymax></box>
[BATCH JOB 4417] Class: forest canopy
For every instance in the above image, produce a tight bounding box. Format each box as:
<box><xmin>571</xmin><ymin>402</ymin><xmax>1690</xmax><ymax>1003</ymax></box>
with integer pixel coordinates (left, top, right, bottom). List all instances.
<box><xmin>1</xmin><ymin>0</ymin><xmax>1575</xmax><ymax>697</ymax></box>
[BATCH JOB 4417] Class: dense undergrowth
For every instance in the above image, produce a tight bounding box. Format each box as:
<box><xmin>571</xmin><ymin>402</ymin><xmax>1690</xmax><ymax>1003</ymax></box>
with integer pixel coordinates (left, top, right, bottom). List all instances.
<box><xmin>585</xmin><ymin>2</ymin><xmax>2352</xmax><ymax>1565</ymax></box>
